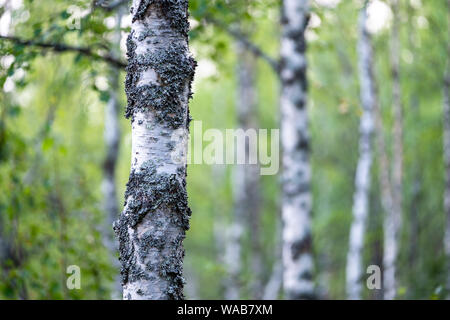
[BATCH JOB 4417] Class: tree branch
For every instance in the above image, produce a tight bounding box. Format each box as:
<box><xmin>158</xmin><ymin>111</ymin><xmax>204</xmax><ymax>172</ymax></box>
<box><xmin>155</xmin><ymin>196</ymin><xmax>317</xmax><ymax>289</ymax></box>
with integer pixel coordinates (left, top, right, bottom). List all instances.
<box><xmin>92</xmin><ymin>0</ymin><xmax>129</xmax><ymax>12</ymax></box>
<box><xmin>204</xmin><ymin>16</ymin><xmax>280</xmax><ymax>74</ymax></box>
<box><xmin>0</xmin><ymin>35</ymin><xmax>126</xmax><ymax>69</ymax></box>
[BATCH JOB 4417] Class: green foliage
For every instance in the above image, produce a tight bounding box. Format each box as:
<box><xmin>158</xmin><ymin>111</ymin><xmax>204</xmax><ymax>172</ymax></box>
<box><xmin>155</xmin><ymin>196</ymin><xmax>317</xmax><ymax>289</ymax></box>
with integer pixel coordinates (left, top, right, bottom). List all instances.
<box><xmin>0</xmin><ymin>0</ymin><xmax>449</xmax><ymax>300</ymax></box>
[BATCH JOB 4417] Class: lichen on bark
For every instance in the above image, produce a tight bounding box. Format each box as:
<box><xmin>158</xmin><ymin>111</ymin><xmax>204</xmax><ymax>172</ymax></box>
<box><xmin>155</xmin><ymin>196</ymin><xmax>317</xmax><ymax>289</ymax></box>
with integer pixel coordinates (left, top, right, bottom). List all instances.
<box><xmin>114</xmin><ymin>0</ymin><xmax>196</xmax><ymax>300</ymax></box>
<box><xmin>124</xmin><ymin>36</ymin><xmax>196</xmax><ymax>127</ymax></box>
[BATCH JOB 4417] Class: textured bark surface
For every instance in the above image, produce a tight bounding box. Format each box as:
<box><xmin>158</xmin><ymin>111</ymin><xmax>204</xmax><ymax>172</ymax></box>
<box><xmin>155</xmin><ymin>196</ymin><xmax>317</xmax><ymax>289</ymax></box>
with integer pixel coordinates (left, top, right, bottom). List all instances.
<box><xmin>114</xmin><ymin>0</ymin><xmax>196</xmax><ymax>300</ymax></box>
<box><xmin>383</xmin><ymin>0</ymin><xmax>403</xmax><ymax>300</ymax></box>
<box><xmin>345</xmin><ymin>2</ymin><xmax>376</xmax><ymax>300</ymax></box>
<box><xmin>443</xmin><ymin>0</ymin><xmax>450</xmax><ymax>298</ymax></box>
<box><xmin>280</xmin><ymin>0</ymin><xmax>315</xmax><ymax>300</ymax></box>
<box><xmin>101</xmin><ymin>6</ymin><xmax>124</xmax><ymax>299</ymax></box>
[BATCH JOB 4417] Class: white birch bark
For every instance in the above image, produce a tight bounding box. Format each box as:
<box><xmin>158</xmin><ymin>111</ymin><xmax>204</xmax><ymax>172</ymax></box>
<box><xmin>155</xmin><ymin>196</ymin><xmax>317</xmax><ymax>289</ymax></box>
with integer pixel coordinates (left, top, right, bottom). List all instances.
<box><xmin>443</xmin><ymin>0</ymin><xmax>450</xmax><ymax>299</ymax></box>
<box><xmin>114</xmin><ymin>0</ymin><xmax>196</xmax><ymax>300</ymax></box>
<box><xmin>383</xmin><ymin>0</ymin><xmax>403</xmax><ymax>300</ymax></box>
<box><xmin>223</xmin><ymin>214</ymin><xmax>244</xmax><ymax>299</ymax></box>
<box><xmin>280</xmin><ymin>0</ymin><xmax>315</xmax><ymax>300</ymax></box>
<box><xmin>345</xmin><ymin>2</ymin><xmax>376</xmax><ymax>300</ymax></box>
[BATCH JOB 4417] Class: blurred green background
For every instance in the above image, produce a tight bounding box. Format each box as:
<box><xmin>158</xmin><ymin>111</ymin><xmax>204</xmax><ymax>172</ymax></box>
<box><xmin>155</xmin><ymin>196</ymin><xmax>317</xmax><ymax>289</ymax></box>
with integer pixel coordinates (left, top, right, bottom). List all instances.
<box><xmin>0</xmin><ymin>0</ymin><xmax>449</xmax><ymax>299</ymax></box>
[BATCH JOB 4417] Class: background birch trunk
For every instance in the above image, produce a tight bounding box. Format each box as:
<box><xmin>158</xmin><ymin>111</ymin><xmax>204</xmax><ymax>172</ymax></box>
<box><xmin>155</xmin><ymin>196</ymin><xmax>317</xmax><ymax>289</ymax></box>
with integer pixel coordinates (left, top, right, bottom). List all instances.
<box><xmin>280</xmin><ymin>0</ymin><xmax>315</xmax><ymax>299</ymax></box>
<box><xmin>225</xmin><ymin>40</ymin><xmax>262</xmax><ymax>299</ymax></box>
<box><xmin>383</xmin><ymin>0</ymin><xmax>403</xmax><ymax>300</ymax></box>
<box><xmin>443</xmin><ymin>0</ymin><xmax>450</xmax><ymax>299</ymax></box>
<box><xmin>406</xmin><ymin>1</ymin><xmax>420</xmax><ymax>284</ymax></box>
<box><xmin>263</xmin><ymin>218</ymin><xmax>283</xmax><ymax>300</ymax></box>
<box><xmin>236</xmin><ymin>40</ymin><xmax>263</xmax><ymax>300</ymax></box>
<box><xmin>345</xmin><ymin>1</ymin><xmax>376</xmax><ymax>300</ymax></box>
<box><xmin>376</xmin><ymin>94</ymin><xmax>395</xmax><ymax>299</ymax></box>
<box><xmin>101</xmin><ymin>5</ymin><xmax>124</xmax><ymax>299</ymax></box>
<box><xmin>114</xmin><ymin>0</ymin><xmax>196</xmax><ymax>300</ymax></box>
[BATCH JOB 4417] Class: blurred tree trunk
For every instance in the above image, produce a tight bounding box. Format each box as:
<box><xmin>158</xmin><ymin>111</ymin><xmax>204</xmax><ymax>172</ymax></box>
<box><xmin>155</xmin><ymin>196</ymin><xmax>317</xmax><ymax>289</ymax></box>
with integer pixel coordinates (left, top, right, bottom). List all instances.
<box><xmin>101</xmin><ymin>5</ymin><xmax>124</xmax><ymax>299</ymax></box>
<box><xmin>384</xmin><ymin>0</ymin><xmax>403</xmax><ymax>300</ymax></box>
<box><xmin>225</xmin><ymin>40</ymin><xmax>263</xmax><ymax>300</ymax></box>
<box><xmin>280</xmin><ymin>0</ymin><xmax>315</xmax><ymax>300</ymax></box>
<box><xmin>263</xmin><ymin>218</ymin><xmax>283</xmax><ymax>300</ymax></box>
<box><xmin>346</xmin><ymin>1</ymin><xmax>376</xmax><ymax>300</ymax></box>
<box><xmin>408</xmin><ymin>96</ymin><xmax>421</xmax><ymax>294</ymax></box>
<box><xmin>443</xmin><ymin>0</ymin><xmax>450</xmax><ymax>299</ymax></box>
<box><xmin>406</xmin><ymin>2</ymin><xmax>420</xmax><ymax>289</ymax></box>
<box><xmin>114</xmin><ymin>0</ymin><xmax>196</xmax><ymax>300</ymax></box>
<box><xmin>375</xmin><ymin>104</ymin><xmax>395</xmax><ymax>299</ymax></box>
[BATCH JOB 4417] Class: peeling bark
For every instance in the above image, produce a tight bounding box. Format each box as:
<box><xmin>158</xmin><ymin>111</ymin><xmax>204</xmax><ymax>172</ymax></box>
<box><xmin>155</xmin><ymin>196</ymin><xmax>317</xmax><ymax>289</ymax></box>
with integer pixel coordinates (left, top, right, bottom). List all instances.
<box><xmin>114</xmin><ymin>0</ymin><xmax>196</xmax><ymax>300</ymax></box>
<box><xmin>346</xmin><ymin>1</ymin><xmax>376</xmax><ymax>300</ymax></box>
<box><xmin>280</xmin><ymin>0</ymin><xmax>315</xmax><ymax>300</ymax></box>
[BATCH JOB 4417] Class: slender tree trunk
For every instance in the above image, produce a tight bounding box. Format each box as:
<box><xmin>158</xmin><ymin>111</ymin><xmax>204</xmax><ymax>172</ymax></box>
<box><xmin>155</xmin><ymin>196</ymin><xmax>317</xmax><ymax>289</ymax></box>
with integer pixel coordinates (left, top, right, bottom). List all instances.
<box><xmin>224</xmin><ymin>178</ymin><xmax>244</xmax><ymax>300</ymax></box>
<box><xmin>408</xmin><ymin>97</ymin><xmax>420</xmax><ymax>277</ymax></box>
<box><xmin>263</xmin><ymin>218</ymin><xmax>283</xmax><ymax>300</ymax></box>
<box><xmin>406</xmin><ymin>2</ymin><xmax>420</xmax><ymax>280</ymax></box>
<box><xmin>280</xmin><ymin>0</ymin><xmax>315</xmax><ymax>300</ymax></box>
<box><xmin>114</xmin><ymin>0</ymin><xmax>196</xmax><ymax>300</ymax></box>
<box><xmin>345</xmin><ymin>1</ymin><xmax>376</xmax><ymax>300</ymax></box>
<box><xmin>383</xmin><ymin>0</ymin><xmax>403</xmax><ymax>300</ymax></box>
<box><xmin>263</xmin><ymin>260</ymin><xmax>283</xmax><ymax>300</ymax></box>
<box><xmin>211</xmin><ymin>164</ymin><xmax>228</xmax><ymax>299</ymax></box>
<box><xmin>101</xmin><ymin>6</ymin><xmax>124</xmax><ymax>299</ymax></box>
<box><xmin>443</xmin><ymin>0</ymin><xmax>450</xmax><ymax>299</ymax></box>
<box><xmin>225</xmin><ymin>40</ymin><xmax>263</xmax><ymax>300</ymax></box>
<box><xmin>376</xmin><ymin>108</ymin><xmax>395</xmax><ymax>299</ymax></box>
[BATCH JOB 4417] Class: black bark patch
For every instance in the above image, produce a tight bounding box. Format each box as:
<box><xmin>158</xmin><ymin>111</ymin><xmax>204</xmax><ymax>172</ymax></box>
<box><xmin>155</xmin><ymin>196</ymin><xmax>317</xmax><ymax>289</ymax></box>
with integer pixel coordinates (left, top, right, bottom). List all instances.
<box><xmin>291</xmin><ymin>233</ymin><xmax>312</xmax><ymax>261</ymax></box>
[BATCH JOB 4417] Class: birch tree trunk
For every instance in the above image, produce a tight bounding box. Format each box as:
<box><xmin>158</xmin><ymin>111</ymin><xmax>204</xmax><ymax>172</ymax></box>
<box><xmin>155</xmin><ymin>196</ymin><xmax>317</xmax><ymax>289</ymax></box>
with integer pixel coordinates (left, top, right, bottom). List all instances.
<box><xmin>280</xmin><ymin>0</ymin><xmax>315</xmax><ymax>300</ymax></box>
<box><xmin>224</xmin><ymin>164</ymin><xmax>244</xmax><ymax>299</ymax></box>
<box><xmin>376</xmin><ymin>100</ymin><xmax>395</xmax><ymax>300</ymax></box>
<box><xmin>114</xmin><ymin>0</ymin><xmax>196</xmax><ymax>300</ymax></box>
<box><xmin>345</xmin><ymin>1</ymin><xmax>376</xmax><ymax>300</ymax></box>
<box><xmin>226</xmin><ymin>40</ymin><xmax>263</xmax><ymax>300</ymax></box>
<box><xmin>101</xmin><ymin>6</ymin><xmax>124</xmax><ymax>299</ymax></box>
<box><xmin>263</xmin><ymin>218</ymin><xmax>283</xmax><ymax>300</ymax></box>
<box><xmin>443</xmin><ymin>0</ymin><xmax>450</xmax><ymax>299</ymax></box>
<box><xmin>383</xmin><ymin>0</ymin><xmax>403</xmax><ymax>300</ymax></box>
<box><xmin>406</xmin><ymin>1</ymin><xmax>420</xmax><ymax>281</ymax></box>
